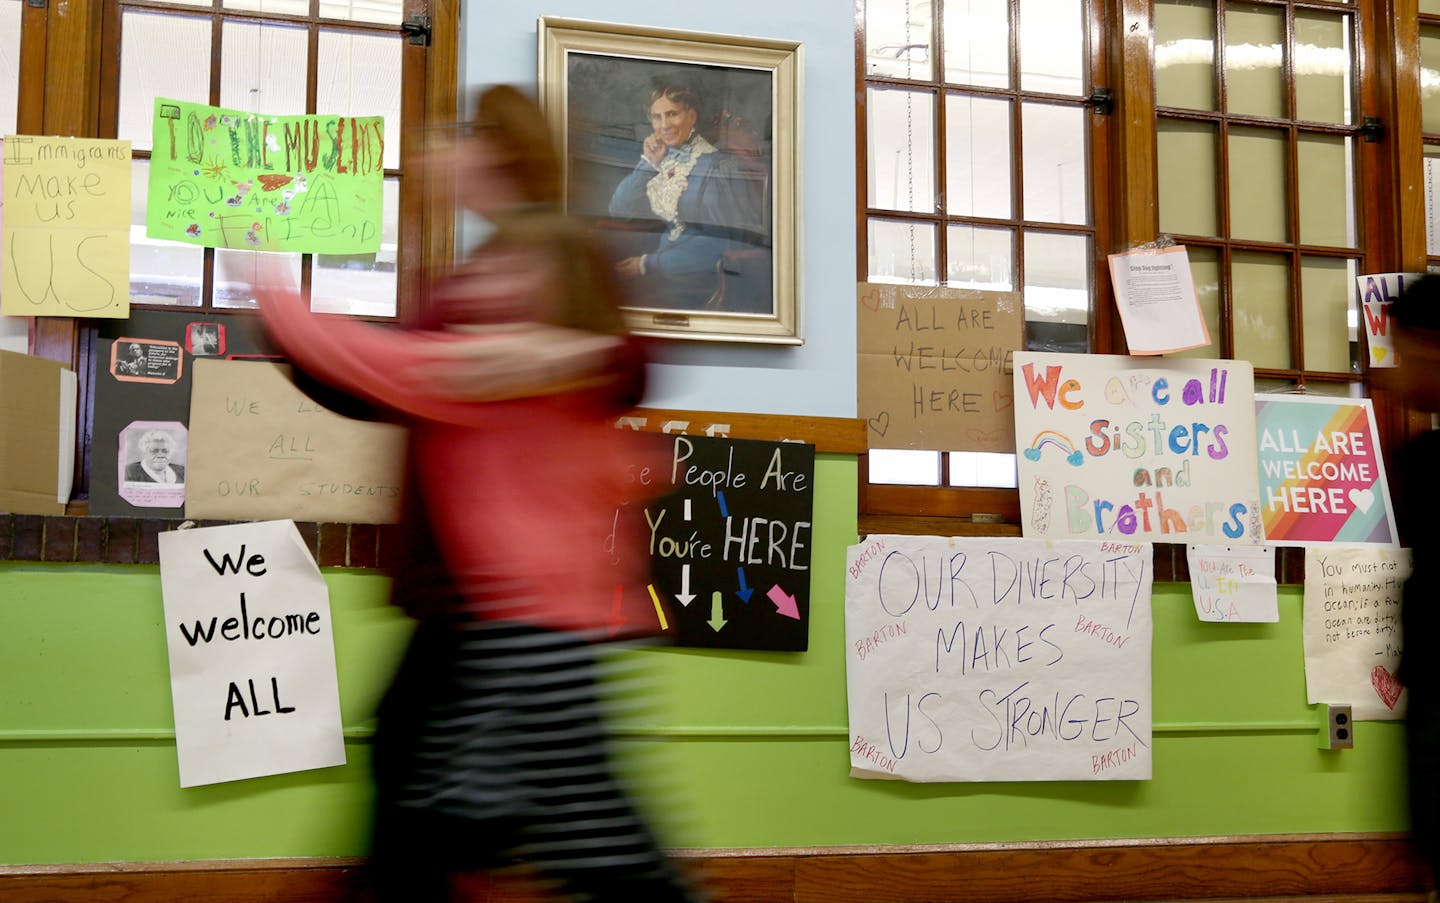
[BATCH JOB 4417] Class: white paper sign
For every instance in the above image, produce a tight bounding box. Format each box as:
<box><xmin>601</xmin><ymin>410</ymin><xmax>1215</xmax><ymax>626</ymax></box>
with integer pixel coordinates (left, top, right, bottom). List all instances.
<box><xmin>1303</xmin><ymin>545</ymin><xmax>1411</xmax><ymax>721</ymax></box>
<box><xmin>1013</xmin><ymin>352</ymin><xmax>1263</xmax><ymax>545</ymax></box>
<box><xmin>159</xmin><ymin>519</ymin><xmax>346</xmax><ymax>787</ymax></box>
<box><xmin>845</xmin><ymin>535</ymin><xmax>1153</xmax><ymax>782</ymax></box>
<box><xmin>1107</xmin><ymin>246</ymin><xmax>1211</xmax><ymax>355</ymax></box>
<box><xmin>1355</xmin><ymin>273</ymin><xmax>1422</xmax><ymax>370</ymax></box>
<box><xmin>1186</xmin><ymin>544</ymin><xmax>1278</xmax><ymax>622</ymax></box>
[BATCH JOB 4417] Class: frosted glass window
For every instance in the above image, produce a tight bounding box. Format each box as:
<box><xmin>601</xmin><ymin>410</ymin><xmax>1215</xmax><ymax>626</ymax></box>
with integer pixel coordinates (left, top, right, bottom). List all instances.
<box><xmin>128</xmin><ymin>160</ymin><xmax>204</xmax><ymax>306</ymax></box>
<box><xmin>1300</xmin><ymin>256</ymin><xmax>1359</xmax><ymax>374</ymax></box>
<box><xmin>1228</xmin><ymin>126</ymin><xmax>1289</xmax><ymax>243</ymax></box>
<box><xmin>1020</xmin><ymin>0</ymin><xmax>1083</xmax><ymax>96</ymax></box>
<box><xmin>1421</xmin><ymin>27</ymin><xmax>1440</xmax><ymax>135</ymax></box>
<box><xmin>1169</xmin><ymin>245</ymin><xmax>1222</xmax><ymax>360</ymax></box>
<box><xmin>943</xmin><ymin>0</ymin><xmax>1008</xmax><ymax>88</ymax></box>
<box><xmin>869</xmin><ymin>219</ymin><xmax>938</xmax><ymax>285</ymax></box>
<box><xmin>1157</xmin><ymin>120</ymin><xmax>1219</xmax><ymax>236</ymax></box>
<box><xmin>319</xmin><ymin>0</ymin><xmax>402</xmax><ymax>25</ymax></box>
<box><xmin>223</xmin><ymin>0</ymin><xmax>307</xmax><ymax>13</ymax></box>
<box><xmin>945</xmin><ymin>94</ymin><xmax>1012</xmax><ymax>218</ymax></box>
<box><xmin>870</xmin><ymin>450</ymin><xmax>941</xmax><ymax>485</ymax></box>
<box><xmin>1294</xmin><ymin>11</ymin><xmax>1352</xmax><ymax>125</ymax></box>
<box><xmin>1232</xmin><ymin>251</ymin><xmax>1292</xmax><ymax>369</ymax></box>
<box><xmin>1023</xmin><ymin>231</ymin><xmax>1090</xmax><ymax>352</ymax></box>
<box><xmin>319</xmin><ymin>30</ymin><xmax>403</xmax><ymax>170</ymax></box>
<box><xmin>1225</xmin><ymin>4</ymin><xmax>1285</xmax><ymax>119</ymax></box>
<box><xmin>866</xmin><ymin>0</ymin><xmax>934</xmax><ymax>81</ymax></box>
<box><xmin>1155</xmin><ymin>0</ymin><xmax>1217</xmax><ymax>111</ymax></box>
<box><xmin>1021</xmin><ymin>103</ymin><xmax>1087</xmax><ymax>225</ymax></box>
<box><xmin>220</xmin><ymin>21</ymin><xmax>308</xmax><ymax>116</ymax></box>
<box><xmin>0</xmin><ymin>0</ymin><xmax>19</xmax><ymax>135</ymax></box>
<box><xmin>118</xmin><ymin>11</ymin><xmax>212</xmax><ymax>151</ymax></box>
<box><xmin>867</xmin><ymin>87</ymin><xmax>937</xmax><ymax>213</ymax></box>
<box><xmin>947</xmin><ymin>225</ymin><xmax>1014</xmax><ymax>290</ymax></box>
<box><xmin>311</xmin><ymin>177</ymin><xmax>399</xmax><ymax>316</ymax></box>
<box><xmin>949</xmin><ymin>452</ymin><xmax>1018</xmax><ymax>488</ymax></box>
<box><xmin>1297</xmin><ymin>134</ymin><xmax>1355</xmax><ymax>248</ymax></box>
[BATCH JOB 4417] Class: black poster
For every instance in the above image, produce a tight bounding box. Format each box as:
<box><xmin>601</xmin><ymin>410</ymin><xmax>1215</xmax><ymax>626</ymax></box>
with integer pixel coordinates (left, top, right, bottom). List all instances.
<box><xmin>90</xmin><ymin>310</ymin><xmax>272</xmax><ymax>516</ymax></box>
<box><xmin>625</xmin><ymin>434</ymin><xmax>815</xmax><ymax>651</ymax></box>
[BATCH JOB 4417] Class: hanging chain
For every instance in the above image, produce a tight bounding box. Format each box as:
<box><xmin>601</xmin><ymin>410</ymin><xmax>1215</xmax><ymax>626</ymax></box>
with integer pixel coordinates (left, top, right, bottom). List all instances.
<box><xmin>904</xmin><ymin>0</ymin><xmax>919</xmax><ymax>283</ymax></box>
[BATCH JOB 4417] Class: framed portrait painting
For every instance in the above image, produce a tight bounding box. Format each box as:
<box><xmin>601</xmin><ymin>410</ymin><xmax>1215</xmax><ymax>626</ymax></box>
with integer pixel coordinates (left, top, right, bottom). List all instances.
<box><xmin>538</xmin><ymin>17</ymin><xmax>802</xmax><ymax>344</ymax></box>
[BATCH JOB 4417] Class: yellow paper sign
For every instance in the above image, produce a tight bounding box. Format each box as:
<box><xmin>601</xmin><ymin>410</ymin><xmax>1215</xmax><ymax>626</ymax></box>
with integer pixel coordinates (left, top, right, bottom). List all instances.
<box><xmin>2</xmin><ymin>135</ymin><xmax>132</xmax><ymax>318</ymax></box>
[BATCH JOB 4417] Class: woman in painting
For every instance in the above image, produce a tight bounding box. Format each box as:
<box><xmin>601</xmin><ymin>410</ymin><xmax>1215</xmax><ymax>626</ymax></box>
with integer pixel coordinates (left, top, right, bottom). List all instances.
<box><xmin>608</xmin><ymin>84</ymin><xmax>767</xmax><ymax>312</ymax></box>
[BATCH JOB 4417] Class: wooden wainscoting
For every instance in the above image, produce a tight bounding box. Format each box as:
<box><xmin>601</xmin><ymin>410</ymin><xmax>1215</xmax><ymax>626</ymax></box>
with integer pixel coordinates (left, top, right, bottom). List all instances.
<box><xmin>0</xmin><ymin>834</ymin><xmax>1429</xmax><ymax>902</ymax></box>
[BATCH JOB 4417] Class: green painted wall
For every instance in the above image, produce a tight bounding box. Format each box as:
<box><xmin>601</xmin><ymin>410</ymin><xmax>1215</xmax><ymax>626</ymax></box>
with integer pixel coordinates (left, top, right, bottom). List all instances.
<box><xmin>0</xmin><ymin>456</ymin><xmax>1408</xmax><ymax>865</ymax></box>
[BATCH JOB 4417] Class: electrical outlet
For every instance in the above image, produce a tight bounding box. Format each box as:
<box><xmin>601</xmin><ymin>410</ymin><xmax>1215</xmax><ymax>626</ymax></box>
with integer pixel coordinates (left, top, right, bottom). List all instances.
<box><xmin>1319</xmin><ymin>703</ymin><xmax>1354</xmax><ymax>750</ymax></box>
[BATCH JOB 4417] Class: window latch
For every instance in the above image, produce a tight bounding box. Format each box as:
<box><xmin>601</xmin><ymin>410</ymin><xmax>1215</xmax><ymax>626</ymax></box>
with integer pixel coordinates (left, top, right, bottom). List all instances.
<box><xmin>1360</xmin><ymin>117</ymin><xmax>1384</xmax><ymax>143</ymax></box>
<box><xmin>401</xmin><ymin>15</ymin><xmax>431</xmax><ymax>46</ymax></box>
<box><xmin>1086</xmin><ymin>87</ymin><xmax>1113</xmax><ymax>116</ymax></box>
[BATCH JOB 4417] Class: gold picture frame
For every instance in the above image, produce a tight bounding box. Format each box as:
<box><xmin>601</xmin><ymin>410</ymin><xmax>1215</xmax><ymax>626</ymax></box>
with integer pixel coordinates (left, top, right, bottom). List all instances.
<box><xmin>538</xmin><ymin>17</ymin><xmax>802</xmax><ymax>344</ymax></box>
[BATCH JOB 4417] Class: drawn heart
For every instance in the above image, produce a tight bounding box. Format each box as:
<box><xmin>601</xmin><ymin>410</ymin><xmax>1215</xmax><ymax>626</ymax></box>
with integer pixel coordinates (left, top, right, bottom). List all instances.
<box><xmin>1023</xmin><ymin>447</ymin><xmax>1042</xmax><ymax>462</ymax></box>
<box><xmin>1372</xmin><ymin>665</ymin><xmax>1404</xmax><ymax>709</ymax></box>
<box><xmin>1374</xmin><ymin>348</ymin><xmax>1388</xmax><ymax>362</ymax></box>
<box><xmin>868</xmin><ymin>411</ymin><xmax>890</xmax><ymax>437</ymax></box>
<box><xmin>858</xmin><ymin>287</ymin><xmax>882</xmax><ymax>312</ymax></box>
<box><xmin>967</xmin><ymin>429</ymin><xmax>1002</xmax><ymax>448</ymax></box>
<box><xmin>993</xmin><ymin>390</ymin><xmax>1014</xmax><ymax>412</ymax></box>
<box><xmin>1349</xmin><ymin>488</ymin><xmax>1375</xmax><ymax>514</ymax></box>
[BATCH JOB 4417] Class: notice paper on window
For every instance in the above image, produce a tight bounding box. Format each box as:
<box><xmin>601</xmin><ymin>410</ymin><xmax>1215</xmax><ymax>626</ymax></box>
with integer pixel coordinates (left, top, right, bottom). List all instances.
<box><xmin>1107</xmin><ymin>245</ymin><xmax>1210</xmax><ymax>355</ymax></box>
<box><xmin>1186</xmin><ymin>544</ymin><xmax>1278</xmax><ymax>623</ymax></box>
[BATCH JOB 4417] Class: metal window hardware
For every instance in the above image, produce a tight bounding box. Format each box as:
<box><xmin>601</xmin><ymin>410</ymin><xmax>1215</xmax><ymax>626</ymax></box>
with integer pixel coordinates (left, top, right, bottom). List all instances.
<box><xmin>1360</xmin><ymin>117</ymin><xmax>1384</xmax><ymax>143</ymax></box>
<box><xmin>400</xmin><ymin>15</ymin><xmax>431</xmax><ymax>46</ymax></box>
<box><xmin>1086</xmin><ymin>87</ymin><xmax>1114</xmax><ymax>116</ymax></box>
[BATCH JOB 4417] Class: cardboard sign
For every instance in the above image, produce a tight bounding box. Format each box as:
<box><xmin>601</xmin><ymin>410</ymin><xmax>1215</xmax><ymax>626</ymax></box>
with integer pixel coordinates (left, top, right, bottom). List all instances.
<box><xmin>1013</xmin><ymin>352</ymin><xmax>1263</xmax><ymax>544</ymax></box>
<box><xmin>1303</xmin><ymin>545</ymin><xmax>1410</xmax><ymax>721</ymax></box>
<box><xmin>845</xmin><ymin>535</ymin><xmax>1153</xmax><ymax>782</ymax></box>
<box><xmin>613</xmin><ymin>434</ymin><xmax>815</xmax><ymax>651</ymax></box>
<box><xmin>857</xmin><ymin>282</ymin><xmax>1023</xmax><ymax>453</ymax></box>
<box><xmin>159</xmin><ymin>520</ymin><xmax>346</xmax><ymax>786</ymax></box>
<box><xmin>186</xmin><ymin>359</ymin><xmax>406</xmax><ymax>524</ymax></box>
<box><xmin>1186</xmin><ymin>544</ymin><xmax>1278</xmax><ymax>623</ymax></box>
<box><xmin>2</xmin><ymin>135</ymin><xmax>131</xmax><ymax>318</ymax></box>
<box><xmin>0</xmin><ymin>350</ymin><xmax>75</xmax><ymax>514</ymax></box>
<box><xmin>1255</xmin><ymin>394</ymin><xmax>1396</xmax><ymax>546</ymax></box>
<box><xmin>147</xmin><ymin>98</ymin><xmax>384</xmax><ymax>254</ymax></box>
<box><xmin>1355</xmin><ymin>273</ymin><xmax>1423</xmax><ymax>369</ymax></box>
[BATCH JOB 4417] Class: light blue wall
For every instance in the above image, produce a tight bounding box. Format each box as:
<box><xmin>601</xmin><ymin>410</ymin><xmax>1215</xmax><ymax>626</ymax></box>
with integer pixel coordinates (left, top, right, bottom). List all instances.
<box><xmin>462</xmin><ymin>0</ymin><xmax>857</xmax><ymax>418</ymax></box>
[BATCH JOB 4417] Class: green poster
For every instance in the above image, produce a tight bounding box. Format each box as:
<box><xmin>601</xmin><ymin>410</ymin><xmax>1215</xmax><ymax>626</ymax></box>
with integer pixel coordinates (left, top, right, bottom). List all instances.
<box><xmin>146</xmin><ymin>98</ymin><xmax>384</xmax><ymax>254</ymax></box>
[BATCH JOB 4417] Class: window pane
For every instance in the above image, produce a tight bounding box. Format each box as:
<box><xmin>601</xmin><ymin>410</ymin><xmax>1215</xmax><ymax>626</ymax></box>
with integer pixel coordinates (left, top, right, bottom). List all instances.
<box><xmin>943</xmin><ymin>0</ymin><xmax>1009</xmax><ymax>88</ymax></box>
<box><xmin>869</xmin><ymin>450</ymin><xmax>940</xmax><ymax>485</ymax></box>
<box><xmin>1294</xmin><ymin>11</ymin><xmax>1352</xmax><ymax>126</ymax></box>
<box><xmin>0</xmin><ymin>0</ymin><xmax>19</xmax><ymax>135</ymax></box>
<box><xmin>319</xmin><ymin>0</ymin><xmax>403</xmax><ymax>26</ymax></box>
<box><xmin>214</xmin><ymin>250</ymin><xmax>300</xmax><ymax>308</ymax></box>
<box><xmin>1023</xmin><ymin>231</ymin><xmax>1089</xmax><ymax>353</ymax></box>
<box><xmin>865</xmin><ymin>0</ymin><xmax>934</xmax><ymax>81</ymax></box>
<box><xmin>1422</xmin><ymin>26</ymin><xmax>1440</xmax><ymax>135</ymax></box>
<box><xmin>1225</xmin><ymin>3</ymin><xmax>1285</xmax><ymax>119</ymax></box>
<box><xmin>118</xmin><ymin>10</ymin><xmax>212</xmax><ymax>150</ymax></box>
<box><xmin>1300</xmin><ymin>255</ymin><xmax>1359</xmax><ymax>374</ymax></box>
<box><xmin>311</xmin><ymin>177</ymin><xmax>398</xmax><ymax>315</ymax></box>
<box><xmin>1157</xmin><ymin>119</ymin><xmax>1219</xmax><ymax>236</ymax></box>
<box><xmin>1297</xmin><ymin>133</ymin><xmax>1355</xmax><ymax>248</ymax></box>
<box><xmin>319</xmin><ymin>29</ymin><xmax>403</xmax><ymax>170</ymax></box>
<box><xmin>949</xmin><ymin>452</ymin><xmax>1018</xmax><ymax>488</ymax></box>
<box><xmin>1021</xmin><ymin>102</ymin><xmax>1087</xmax><ymax>225</ymax></box>
<box><xmin>947</xmin><ymin>225</ymin><xmax>1014</xmax><ymax>290</ymax></box>
<box><xmin>129</xmin><ymin>160</ymin><xmax>204</xmax><ymax>306</ymax></box>
<box><xmin>220</xmin><ymin>21</ymin><xmax>309</xmax><ymax>115</ymax></box>
<box><xmin>1169</xmin><ymin>245</ymin><xmax>1223</xmax><ymax>359</ymax></box>
<box><xmin>1228</xmin><ymin>125</ymin><xmax>1289</xmax><ymax>243</ymax></box>
<box><xmin>224</xmin><ymin>0</ymin><xmax>307</xmax><ymax>12</ymax></box>
<box><xmin>945</xmin><ymin>94</ymin><xmax>1012</xmax><ymax>218</ymax></box>
<box><xmin>868</xmin><ymin>218</ymin><xmax>938</xmax><ymax>285</ymax></box>
<box><xmin>1424</xmin><ymin>0</ymin><xmax>1440</xmax><ymax>13</ymax></box>
<box><xmin>1232</xmin><ymin>250</ymin><xmax>1292</xmax><ymax>369</ymax></box>
<box><xmin>1155</xmin><ymin>0</ymin><xmax>1217</xmax><ymax>111</ymax></box>
<box><xmin>1019</xmin><ymin>0</ymin><xmax>1083</xmax><ymax>96</ymax></box>
<box><xmin>867</xmin><ymin>87</ymin><xmax>937</xmax><ymax>213</ymax></box>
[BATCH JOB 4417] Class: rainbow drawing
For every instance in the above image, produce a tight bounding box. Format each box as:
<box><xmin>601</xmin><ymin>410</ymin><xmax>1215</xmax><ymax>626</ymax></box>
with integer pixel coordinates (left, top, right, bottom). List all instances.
<box><xmin>1023</xmin><ymin>431</ymin><xmax>1085</xmax><ymax>467</ymax></box>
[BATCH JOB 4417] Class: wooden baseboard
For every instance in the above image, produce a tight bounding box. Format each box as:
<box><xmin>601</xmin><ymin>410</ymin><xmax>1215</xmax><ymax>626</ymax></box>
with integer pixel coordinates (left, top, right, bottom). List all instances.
<box><xmin>0</xmin><ymin>834</ymin><xmax>1429</xmax><ymax>902</ymax></box>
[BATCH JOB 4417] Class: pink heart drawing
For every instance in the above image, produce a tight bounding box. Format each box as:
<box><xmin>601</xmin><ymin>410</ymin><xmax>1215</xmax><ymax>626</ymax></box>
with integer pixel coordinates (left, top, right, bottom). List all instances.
<box><xmin>858</xmin><ymin>287</ymin><xmax>882</xmax><ymax>312</ymax></box>
<box><xmin>993</xmin><ymin>390</ymin><xmax>1014</xmax><ymax>413</ymax></box>
<box><xmin>1372</xmin><ymin>665</ymin><xmax>1404</xmax><ymax>709</ymax></box>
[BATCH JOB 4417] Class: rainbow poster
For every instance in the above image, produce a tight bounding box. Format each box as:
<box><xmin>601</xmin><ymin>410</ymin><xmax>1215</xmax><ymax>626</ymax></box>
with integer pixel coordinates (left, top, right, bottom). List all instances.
<box><xmin>1013</xmin><ymin>352</ymin><xmax>1263</xmax><ymax>544</ymax></box>
<box><xmin>1255</xmin><ymin>394</ymin><xmax>1397</xmax><ymax>546</ymax></box>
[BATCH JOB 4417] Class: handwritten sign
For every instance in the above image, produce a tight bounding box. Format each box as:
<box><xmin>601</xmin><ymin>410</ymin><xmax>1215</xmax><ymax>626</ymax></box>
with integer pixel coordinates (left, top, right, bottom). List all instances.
<box><xmin>610</xmin><ymin>434</ymin><xmax>814</xmax><ymax>650</ymax></box>
<box><xmin>1255</xmin><ymin>394</ymin><xmax>1396</xmax><ymax>546</ymax></box>
<box><xmin>1107</xmin><ymin>245</ymin><xmax>1210</xmax><ymax>355</ymax></box>
<box><xmin>1355</xmin><ymin>273</ymin><xmax>1422</xmax><ymax>369</ymax></box>
<box><xmin>1186</xmin><ymin>544</ymin><xmax>1278</xmax><ymax>622</ymax></box>
<box><xmin>1303</xmin><ymin>545</ymin><xmax>1411</xmax><ymax>720</ymax></box>
<box><xmin>186</xmin><ymin>359</ymin><xmax>406</xmax><ymax>524</ymax></box>
<box><xmin>158</xmin><ymin>519</ymin><xmax>346</xmax><ymax>786</ymax></box>
<box><xmin>2</xmin><ymin>135</ymin><xmax>131</xmax><ymax>318</ymax></box>
<box><xmin>147</xmin><ymin>98</ymin><xmax>383</xmax><ymax>254</ymax></box>
<box><xmin>845</xmin><ymin>535</ymin><xmax>1153</xmax><ymax>782</ymax></box>
<box><xmin>857</xmin><ymin>282</ymin><xmax>1023</xmax><ymax>453</ymax></box>
<box><xmin>1013</xmin><ymin>352</ymin><xmax>1263</xmax><ymax>544</ymax></box>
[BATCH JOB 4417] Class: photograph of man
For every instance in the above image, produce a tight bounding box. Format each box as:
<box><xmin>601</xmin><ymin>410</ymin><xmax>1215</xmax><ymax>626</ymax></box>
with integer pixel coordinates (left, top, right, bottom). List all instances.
<box><xmin>124</xmin><ymin>429</ymin><xmax>186</xmax><ymax>484</ymax></box>
<box><xmin>189</xmin><ymin>323</ymin><xmax>220</xmax><ymax>356</ymax></box>
<box><xmin>116</xmin><ymin>342</ymin><xmax>146</xmax><ymax>376</ymax></box>
<box><xmin>606</xmin><ymin>84</ymin><xmax>770</xmax><ymax>313</ymax></box>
